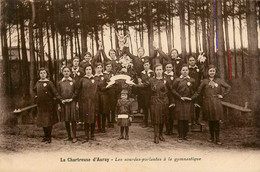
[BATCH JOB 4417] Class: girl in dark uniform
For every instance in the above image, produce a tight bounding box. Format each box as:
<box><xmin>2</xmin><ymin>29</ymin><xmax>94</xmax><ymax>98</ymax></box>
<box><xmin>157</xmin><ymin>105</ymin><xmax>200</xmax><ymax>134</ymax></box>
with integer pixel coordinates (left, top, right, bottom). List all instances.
<box><xmin>57</xmin><ymin>67</ymin><xmax>78</xmax><ymax>143</ymax></box>
<box><xmin>94</xmin><ymin>62</ymin><xmax>107</xmax><ymax>133</ymax></box>
<box><xmin>103</xmin><ymin>61</ymin><xmax>119</xmax><ymax>128</ymax></box>
<box><xmin>188</xmin><ymin>56</ymin><xmax>204</xmax><ymax>125</ymax></box>
<box><xmin>148</xmin><ymin>64</ymin><xmax>172</xmax><ymax>144</ymax></box>
<box><xmin>172</xmin><ymin>64</ymin><xmax>195</xmax><ymax>143</ymax></box>
<box><xmin>33</xmin><ymin>68</ymin><xmax>61</xmax><ymax>143</ymax></box>
<box><xmin>192</xmin><ymin>65</ymin><xmax>231</xmax><ymax>145</ymax></box>
<box><xmin>139</xmin><ymin>59</ymin><xmax>154</xmax><ymax>127</ymax></box>
<box><xmin>75</xmin><ymin>64</ymin><xmax>98</xmax><ymax>143</ymax></box>
<box><xmin>163</xmin><ymin>62</ymin><xmax>176</xmax><ymax>135</ymax></box>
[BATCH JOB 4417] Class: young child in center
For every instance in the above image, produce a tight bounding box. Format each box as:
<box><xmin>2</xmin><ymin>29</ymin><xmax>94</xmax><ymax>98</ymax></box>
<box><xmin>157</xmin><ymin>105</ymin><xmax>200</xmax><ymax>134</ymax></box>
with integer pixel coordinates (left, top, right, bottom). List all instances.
<box><xmin>172</xmin><ymin>64</ymin><xmax>195</xmax><ymax>143</ymax></box>
<box><xmin>192</xmin><ymin>65</ymin><xmax>231</xmax><ymax>145</ymax></box>
<box><xmin>116</xmin><ymin>89</ymin><xmax>133</xmax><ymax>140</ymax></box>
<box><xmin>57</xmin><ymin>67</ymin><xmax>78</xmax><ymax>143</ymax></box>
<box><xmin>74</xmin><ymin>64</ymin><xmax>98</xmax><ymax>143</ymax></box>
<box><xmin>33</xmin><ymin>67</ymin><xmax>61</xmax><ymax>144</ymax></box>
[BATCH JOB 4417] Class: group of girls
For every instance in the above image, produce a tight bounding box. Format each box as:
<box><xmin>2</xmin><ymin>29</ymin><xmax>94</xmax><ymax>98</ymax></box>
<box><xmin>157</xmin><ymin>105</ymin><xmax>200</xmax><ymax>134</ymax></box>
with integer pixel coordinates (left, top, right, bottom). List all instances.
<box><xmin>33</xmin><ymin>40</ymin><xmax>231</xmax><ymax>145</ymax></box>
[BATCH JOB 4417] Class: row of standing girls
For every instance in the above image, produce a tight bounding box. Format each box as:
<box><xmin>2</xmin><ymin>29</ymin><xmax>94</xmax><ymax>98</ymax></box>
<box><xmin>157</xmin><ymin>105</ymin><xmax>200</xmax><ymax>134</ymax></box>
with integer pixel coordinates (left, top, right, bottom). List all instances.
<box><xmin>33</xmin><ymin>42</ymin><xmax>231</xmax><ymax>145</ymax></box>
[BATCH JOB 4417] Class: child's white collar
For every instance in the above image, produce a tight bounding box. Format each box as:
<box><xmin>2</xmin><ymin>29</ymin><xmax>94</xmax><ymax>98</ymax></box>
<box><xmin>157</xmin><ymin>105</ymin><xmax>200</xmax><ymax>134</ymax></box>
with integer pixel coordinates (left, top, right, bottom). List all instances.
<box><xmin>164</xmin><ymin>71</ymin><xmax>174</xmax><ymax>76</ymax></box>
<box><xmin>141</xmin><ymin>69</ymin><xmax>153</xmax><ymax>74</ymax></box>
<box><xmin>103</xmin><ymin>71</ymin><xmax>111</xmax><ymax>74</ymax></box>
<box><xmin>84</xmin><ymin>74</ymin><xmax>94</xmax><ymax>79</ymax></box>
<box><xmin>39</xmin><ymin>78</ymin><xmax>49</xmax><ymax>82</ymax></box>
<box><xmin>72</xmin><ymin>67</ymin><xmax>79</xmax><ymax>72</ymax></box>
<box><xmin>61</xmin><ymin>77</ymin><xmax>73</xmax><ymax>82</ymax></box>
<box><xmin>189</xmin><ymin>64</ymin><xmax>198</xmax><ymax>69</ymax></box>
<box><xmin>180</xmin><ymin>75</ymin><xmax>190</xmax><ymax>79</ymax></box>
<box><xmin>94</xmin><ymin>73</ymin><xmax>104</xmax><ymax>77</ymax></box>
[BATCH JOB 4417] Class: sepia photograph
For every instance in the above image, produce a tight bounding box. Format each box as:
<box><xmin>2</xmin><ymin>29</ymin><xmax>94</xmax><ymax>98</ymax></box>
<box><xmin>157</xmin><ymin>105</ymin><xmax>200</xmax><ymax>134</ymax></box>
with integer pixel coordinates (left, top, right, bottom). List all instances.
<box><xmin>0</xmin><ymin>0</ymin><xmax>260</xmax><ymax>171</ymax></box>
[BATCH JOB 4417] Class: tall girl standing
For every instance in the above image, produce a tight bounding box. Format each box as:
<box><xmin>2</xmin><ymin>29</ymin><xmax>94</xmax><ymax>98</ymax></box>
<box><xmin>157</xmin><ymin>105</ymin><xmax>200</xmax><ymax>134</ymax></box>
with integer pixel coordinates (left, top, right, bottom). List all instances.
<box><xmin>172</xmin><ymin>64</ymin><xmax>195</xmax><ymax>143</ymax></box>
<box><xmin>57</xmin><ymin>67</ymin><xmax>78</xmax><ymax>143</ymax></box>
<box><xmin>146</xmin><ymin>64</ymin><xmax>172</xmax><ymax>144</ymax></box>
<box><xmin>75</xmin><ymin>64</ymin><xmax>98</xmax><ymax>143</ymax></box>
<box><xmin>33</xmin><ymin>68</ymin><xmax>61</xmax><ymax>143</ymax></box>
<box><xmin>192</xmin><ymin>65</ymin><xmax>231</xmax><ymax>145</ymax></box>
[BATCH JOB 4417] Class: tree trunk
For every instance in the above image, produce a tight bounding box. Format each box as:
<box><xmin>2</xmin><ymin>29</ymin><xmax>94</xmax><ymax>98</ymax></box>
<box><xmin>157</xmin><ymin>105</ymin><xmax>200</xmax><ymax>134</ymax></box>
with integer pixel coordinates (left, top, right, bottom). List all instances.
<box><xmin>187</xmin><ymin>0</ymin><xmax>192</xmax><ymax>55</ymax></box>
<box><xmin>194</xmin><ymin>0</ymin><xmax>199</xmax><ymax>55</ymax></box>
<box><xmin>46</xmin><ymin>23</ymin><xmax>53</xmax><ymax>81</ymax></box>
<box><xmin>216</xmin><ymin>0</ymin><xmax>226</xmax><ymax>79</ymax></box>
<box><xmin>239</xmin><ymin>0</ymin><xmax>245</xmax><ymax>77</ymax></box>
<box><xmin>157</xmin><ymin>3</ymin><xmax>162</xmax><ymax>49</ymax></box>
<box><xmin>179</xmin><ymin>0</ymin><xmax>186</xmax><ymax>62</ymax></box>
<box><xmin>1</xmin><ymin>0</ymin><xmax>11</xmax><ymax>96</ymax></box>
<box><xmin>19</xmin><ymin>5</ymin><xmax>30</xmax><ymax>95</ymax></box>
<box><xmin>78</xmin><ymin>0</ymin><xmax>87</xmax><ymax>55</ymax></box>
<box><xmin>147</xmin><ymin>3</ymin><xmax>154</xmax><ymax>56</ymax></box>
<box><xmin>209</xmin><ymin>0</ymin><xmax>215</xmax><ymax>65</ymax></box>
<box><xmin>29</xmin><ymin>0</ymin><xmax>36</xmax><ymax>99</ymax></box>
<box><xmin>201</xmin><ymin>2</ymin><xmax>208</xmax><ymax>60</ymax></box>
<box><xmin>224</xmin><ymin>0</ymin><xmax>230</xmax><ymax>78</ymax></box>
<box><xmin>38</xmin><ymin>26</ymin><xmax>45</xmax><ymax>67</ymax></box>
<box><xmin>233</xmin><ymin>0</ymin><xmax>238</xmax><ymax>78</ymax></box>
<box><xmin>246</xmin><ymin>0</ymin><xmax>260</xmax><ymax>146</ymax></box>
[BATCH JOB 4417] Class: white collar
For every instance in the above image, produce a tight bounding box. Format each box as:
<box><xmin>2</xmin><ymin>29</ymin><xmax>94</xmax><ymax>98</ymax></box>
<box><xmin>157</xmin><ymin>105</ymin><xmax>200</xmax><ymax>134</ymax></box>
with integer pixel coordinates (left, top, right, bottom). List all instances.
<box><xmin>103</xmin><ymin>71</ymin><xmax>111</xmax><ymax>74</ymax></box>
<box><xmin>94</xmin><ymin>73</ymin><xmax>104</xmax><ymax>77</ymax></box>
<box><xmin>164</xmin><ymin>71</ymin><xmax>174</xmax><ymax>76</ymax></box>
<box><xmin>82</xmin><ymin>59</ymin><xmax>91</xmax><ymax>64</ymax></box>
<box><xmin>71</xmin><ymin>67</ymin><xmax>79</xmax><ymax>72</ymax></box>
<box><xmin>141</xmin><ymin>69</ymin><xmax>153</xmax><ymax>74</ymax></box>
<box><xmin>39</xmin><ymin>78</ymin><xmax>49</xmax><ymax>82</ymax></box>
<box><xmin>180</xmin><ymin>75</ymin><xmax>190</xmax><ymax>79</ymax></box>
<box><xmin>61</xmin><ymin>77</ymin><xmax>73</xmax><ymax>82</ymax></box>
<box><xmin>189</xmin><ymin>65</ymin><xmax>198</xmax><ymax>69</ymax></box>
<box><xmin>84</xmin><ymin>74</ymin><xmax>94</xmax><ymax>79</ymax></box>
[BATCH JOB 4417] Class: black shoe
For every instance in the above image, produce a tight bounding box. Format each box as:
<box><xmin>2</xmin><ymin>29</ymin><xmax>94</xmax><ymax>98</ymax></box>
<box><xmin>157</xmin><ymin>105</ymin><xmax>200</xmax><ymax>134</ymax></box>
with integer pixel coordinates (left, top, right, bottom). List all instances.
<box><xmin>207</xmin><ymin>138</ymin><xmax>214</xmax><ymax>143</ymax></box>
<box><xmin>82</xmin><ymin>137</ymin><xmax>89</xmax><ymax>143</ymax></box>
<box><xmin>183</xmin><ymin>136</ymin><xmax>192</xmax><ymax>141</ymax></box>
<box><xmin>159</xmin><ymin>135</ymin><xmax>165</xmax><ymax>141</ymax></box>
<box><xmin>154</xmin><ymin>137</ymin><xmax>159</xmax><ymax>144</ymax></box>
<box><xmin>216</xmin><ymin>140</ymin><xmax>222</xmax><ymax>145</ymax></box>
<box><xmin>45</xmin><ymin>138</ymin><xmax>51</xmax><ymax>144</ymax></box>
<box><xmin>177</xmin><ymin>138</ymin><xmax>183</xmax><ymax>143</ymax></box>
<box><xmin>41</xmin><ymin>137</ymin><xmax>47</xmax><ymax>142</ymax></box>
<box><xmin>118</xmin><ymin>135</ymin><xmax>124</xmax><ymax>140</ymax></box>
<box><xmin>72</xmin><ymin>138</ymin><xmax>78</xmax><ymax>143</ymax></box>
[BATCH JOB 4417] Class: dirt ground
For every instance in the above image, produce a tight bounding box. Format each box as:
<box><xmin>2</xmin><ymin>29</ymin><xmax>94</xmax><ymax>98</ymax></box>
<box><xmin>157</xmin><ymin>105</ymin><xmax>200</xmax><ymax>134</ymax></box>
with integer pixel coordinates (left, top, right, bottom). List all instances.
<box><xmin>0</xmin><ymin>120</ymin><xmax>259</xmax><ymax>153</ymax></box>
<box><xmin>0</xmin><ymin>121</ymin><xmax>260</xmax><ymax>172</ymax></box>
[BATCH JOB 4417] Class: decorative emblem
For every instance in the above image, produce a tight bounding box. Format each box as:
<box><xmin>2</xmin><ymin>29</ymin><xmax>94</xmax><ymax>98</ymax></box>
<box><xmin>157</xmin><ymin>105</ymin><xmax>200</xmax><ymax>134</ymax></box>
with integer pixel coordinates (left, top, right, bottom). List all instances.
<box><xmin>43</xmin><ymin>83</ymin><xmax>47</xmax><ymax>87</ymax></box>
